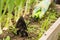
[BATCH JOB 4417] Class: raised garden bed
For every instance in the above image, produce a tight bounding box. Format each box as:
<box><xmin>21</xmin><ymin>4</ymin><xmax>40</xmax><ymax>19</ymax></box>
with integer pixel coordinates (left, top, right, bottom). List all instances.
<box><xmin>39</xmin><ymin>4</ymin><xmax>60</xmax><ymax>40</ymax></box>
<box><xmin>0</xmin><ymin>0</ymin><xmax>60</xmax><ymax>40</ymax></box>
<box><xmin>40</xmin><ymin>17</ymin><xmax>60</xmax><ymax>40</ymax></box>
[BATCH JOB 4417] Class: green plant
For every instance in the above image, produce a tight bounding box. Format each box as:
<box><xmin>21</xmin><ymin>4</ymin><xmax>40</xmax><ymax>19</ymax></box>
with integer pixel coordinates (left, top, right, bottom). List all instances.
<box><xmin>0</xmin><ymin>0</ymin><xmax>40</xmax><ymax>31</ymax></box>
<box><xmin>3</xmin><ymin>36</ymin><xmax>10</xmax><ymax>40</ymax></box>
<box><xmin>0</xmin><ymin>0</ymin><xmax>59</xmax><ymax>40</ymax></box>
<box><xmin>37</xmin><ymin>8</ymin><xmax>56</xmax><ymax>40</ymax></box>
<box><xmin>0</xmin><ymin>0</ymin><xmax>4</xmax><ymax>34</ymax></box>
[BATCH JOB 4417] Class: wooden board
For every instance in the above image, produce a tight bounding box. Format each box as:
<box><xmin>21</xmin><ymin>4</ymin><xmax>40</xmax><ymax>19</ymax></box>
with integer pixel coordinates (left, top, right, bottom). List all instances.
<box><xmin>39</xmin><ymin>17</ymin><xmax>60</xmax><ymax>40</ymax></box>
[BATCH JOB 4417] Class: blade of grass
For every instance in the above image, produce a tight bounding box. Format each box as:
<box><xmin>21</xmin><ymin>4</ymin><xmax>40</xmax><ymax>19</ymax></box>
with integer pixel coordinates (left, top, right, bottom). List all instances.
<box><xmin>8</xmin><ymin>0</ymin><xmax>14</xmax><ymax>13</ymax></box>
<box><xmin>0</xmin><ymin>0</ymin><xmax>4</xmax><ymax>16</ymax></box>
<box><xmin>3</xmin><ymin>0</ymin><xmax>15</xmax><ymax>30</ymax></box>
<box><xmin>15</xmin><ymin>0</ymin><xmax>26</xmax><ymax>21</ymax></box>
<box><xmin>24</xmin><ymin>0</ymin><xmax>36</xmax><ymax>16</ymax></box>
<box><xmin>0</xmin><ymin>0</ymin><xmax>4</xmax><ymax>34</ymax></box>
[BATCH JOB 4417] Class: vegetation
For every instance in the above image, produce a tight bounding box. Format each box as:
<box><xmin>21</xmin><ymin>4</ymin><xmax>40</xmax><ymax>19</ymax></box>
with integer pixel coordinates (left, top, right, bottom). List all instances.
<box><xmin>3</xmin><ymin>36</ymin><xmax>10</xmax><ymax>40</ymax></box>
<box><xmin>0</xmin><ymin>0</ymin><xmax>60</xmax><ymax>40</ymax></box>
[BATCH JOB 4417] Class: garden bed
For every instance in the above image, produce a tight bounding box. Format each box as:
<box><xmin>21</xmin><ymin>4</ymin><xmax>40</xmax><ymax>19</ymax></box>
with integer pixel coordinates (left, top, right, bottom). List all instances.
<box><xmin>0</xmin><ymin>0</ymin><xmax>60</xmax><ymax>40</ymax></box>
<box><xmin>40</xmin><ymin>17</ymin><xmax>60</xmax><ymax>40</ymax></box>
<box><xmin>39</xmin><ymin>4</ymin><xmax>60</xmax><ymax>40</ymax></box>
<box><xmin>0</xmin><ymin>5</ymin><xmax>60</xmax><ymax>40</ymax></box>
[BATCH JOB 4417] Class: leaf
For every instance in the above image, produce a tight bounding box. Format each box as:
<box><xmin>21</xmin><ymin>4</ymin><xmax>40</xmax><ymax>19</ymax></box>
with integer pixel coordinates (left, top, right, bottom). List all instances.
<box><xmin>5</xmin><ymin>36</ymin><xmax>10</xmax><ymax>40</ymax></box>
<box><xmin>41</xmin><ymin>18</ymin><xmax>49</xmax><ymax>29</ymax></box>
<box><xmin>7</xmin><ymin>0</ymin><xmax>14</xmax><ymax>13</ymax></box>
<box><xmin>15</xmin><ymin>0</ymin><xmax>21</xmax><ymax>6</ymax></box>
<box><xmin>32</xmin><ymin>11</ymin><xmax>41</xmax><ymax>19</ymax></box>
<box><xmin>0</xmin><ymin>0</ymin><xmax>4</xmax><ymax>16</ymax></box>
<box><xmin>18</xmin><ymin>0</ymin><xmax>26</xmax><ymax>10</ymax></box>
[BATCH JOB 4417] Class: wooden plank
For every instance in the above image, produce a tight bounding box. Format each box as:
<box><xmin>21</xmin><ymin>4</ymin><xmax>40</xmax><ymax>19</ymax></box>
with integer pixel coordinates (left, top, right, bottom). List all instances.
<box><xmin>39</xmin><ymin>17</ymin><xmax>60</xmax><ymax>40</ymax></box>
<box><xmin>55</xmin><ymin>5</ymin><xmax>60</xmax><ymax>13</ymax></box>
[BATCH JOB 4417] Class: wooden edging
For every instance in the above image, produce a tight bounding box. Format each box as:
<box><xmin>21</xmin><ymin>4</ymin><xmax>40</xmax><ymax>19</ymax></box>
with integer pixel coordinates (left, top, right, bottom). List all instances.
<box><xmin>39</xmin><ymin>17</ymin><xmax>60</xmax><ymax>40</ymax></box>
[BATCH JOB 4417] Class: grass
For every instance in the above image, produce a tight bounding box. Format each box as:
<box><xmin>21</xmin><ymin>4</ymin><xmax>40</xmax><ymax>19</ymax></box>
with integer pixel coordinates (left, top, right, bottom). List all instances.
<box><xmin>3</xmin><ymin>36</ymin><xmax>10</xmax><ymax>40</ymax></box>
<box><xmin>0</xmin><ymin>0</ymin><xmax>40</xmax><ymax>31</ymax></box>
<box><xmin>27</xmin><ymin>7</ymin><xmax>57</xmax><ymax>40</ymax></box>
<box><xmin>0</xmin><ymin>0</ymin><xmax>60</xmax><ymax>40</ymax></box>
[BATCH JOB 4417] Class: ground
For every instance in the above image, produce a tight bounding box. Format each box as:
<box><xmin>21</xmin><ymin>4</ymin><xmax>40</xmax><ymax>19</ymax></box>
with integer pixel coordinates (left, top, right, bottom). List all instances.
<box><xmin>0</xmin><ymin>4</ymin><xmax>60</xmax><ymax>40</ymax></box>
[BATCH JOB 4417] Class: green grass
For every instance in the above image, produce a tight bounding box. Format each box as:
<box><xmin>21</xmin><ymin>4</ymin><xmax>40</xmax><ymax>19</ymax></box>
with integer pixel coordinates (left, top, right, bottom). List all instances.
<box><xmin>0</xmin><ymin>0</ymin><xmax>59</xmax><ymax>40</ymax></box>
<box><xmin>3</xmin><ymin>36</ymin><xmax>10</xmax><ymax>40</ymax></box>
<box><xmin>27</xmin><ymin>7</ymin><xmax>57</xmax><ymax>40</ymax></box>
<box><xmin>0</xmin><ymin>0</ymin><xmax>40</xmax><ymax>31</ymax></box>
